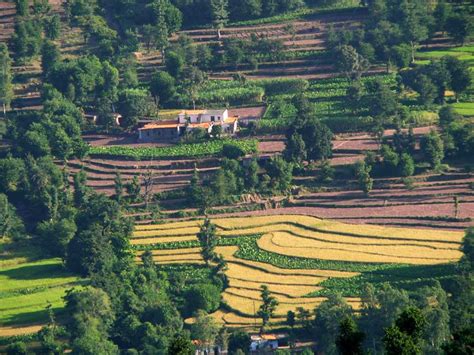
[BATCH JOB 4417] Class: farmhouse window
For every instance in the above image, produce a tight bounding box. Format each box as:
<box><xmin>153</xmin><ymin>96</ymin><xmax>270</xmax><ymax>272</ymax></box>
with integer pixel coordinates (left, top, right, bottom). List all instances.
<box><xmin>211</xmin><ymin>116</ymin><xmax>215</xmax><ymax>122</ymax></box>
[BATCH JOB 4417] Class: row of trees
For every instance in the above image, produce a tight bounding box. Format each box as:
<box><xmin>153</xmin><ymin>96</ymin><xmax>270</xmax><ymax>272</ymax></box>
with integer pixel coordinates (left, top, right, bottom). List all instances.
<box><xmin>330</xmin><ymin>0</ymin><xmax>472</xmax><ymax>74</ymax></box>
<box><xmin>188</xmin><ymin>155</ymin><xmax>293</xmax><ymax>212</ymax></box>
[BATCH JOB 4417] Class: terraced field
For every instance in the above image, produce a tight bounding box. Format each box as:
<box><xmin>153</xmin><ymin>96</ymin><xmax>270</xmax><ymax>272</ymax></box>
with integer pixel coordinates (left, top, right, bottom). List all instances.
<box><xmin>0</xmin><ymin>253</ymin><xmax>82</xmax><ymax>336</ymax></box>
<box><xmin>132</xmin><ymin>215</ymin><xmax>465</xmax><ymax>327</ymax></box>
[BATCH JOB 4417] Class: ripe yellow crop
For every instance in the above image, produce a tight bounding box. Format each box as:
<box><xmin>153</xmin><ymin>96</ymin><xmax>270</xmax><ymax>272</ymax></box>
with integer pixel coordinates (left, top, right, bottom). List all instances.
<box><xmin>257</xmin><ymin>232</ymin><xmax>461</xmax><ymax>264</ymax></box>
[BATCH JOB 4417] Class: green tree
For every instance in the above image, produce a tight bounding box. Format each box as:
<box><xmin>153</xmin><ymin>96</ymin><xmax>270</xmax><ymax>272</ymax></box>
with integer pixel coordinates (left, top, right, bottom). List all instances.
<box><xmin>334</xmin><ymin>45</ymin><xmax>369</xmax><ymax>81</ymax></box>
<box><xmin>446</xmin><ymin>13</ymin><xmax>473</xmax><ymax>46</ymax></box>
<box><xmin>336</xmin><ymin>316</ymin><xmax>364</xmax><ymax>355</ymax></box>
<box><xmin>118</xmin><ymin>88</ymin><xmax>155</xmax><ymax>129</ymax></box>
<box><xmin>210</xmin><ymin>0</ymin><xmax>228</xmax><ymax>38</ymax></box>
<box><xmin>383</xmin><ymin>307</ymin><xmax>427</xmax><ymax>355</ymax></box>
<box><xmin>313</xmin><ymin>293</ymin><xmax>352</xmax><ymax>355</ymax></box>
<box><xmin>37</xmin><ymin>217</ymin><xmax>77</xmax><ymax>258</ymax></box>
<box><xmin>191</xmin><ymin>310</ymin><xmax>220</xmax><ymax>349</ymax></box>
<box><xmin>228</xmin><ymin>330</ymin><xmax>250</xmax><ymax>354</ymax></box>
<box><xmin>414</xmin><ymin>74</ymin><xmax>437</xmax><ymax>107</ymax></box>
<box><xmin>442</xmin><ymin>326</ymin><xmax>474</xmax><ymax>355</ymax></box>
<box><xmin>126</xmin><ymin>176</ymin><xmax>141</xmax><ymax>202</ymax></box>
<box><xmin>65</xmin><ymin>287</ymin><xmax>118</xmax><ymax>355</ymax></box>
<box><xmin>399</xmin><ymin>0</ymin><xmax>431</xmax><ymax>62</ymax></box>
<box><xmin>398</xmin><ymin>153</ymin><xmax>415</xmax><ymax>177</ymax></box>
<box><xmin>445</xmin><ymin>56</ymin><xmax>472</xmax><ymax>101</ymax></box>
<box><xmin>165</xmin><ymin>51</ymin><xmax>185</xmax><ymax>78</ymax></box>
<box><xmin>197</xmin><ymin>218</ymin><xmax>219</xmax><ymax>264</ymax></box>
<box><xmin>44</xmin><ymin>14</ymin><xmax>61</xmax><ymax>40</ymax></box>
<box><xmin>181</xmin><ymin>66</ymin><xmax>206</xmax><ymax>109</ymax></box>
<box><xmin>257</xmin><ymin>285</ymin><xmax>278</xmax><ymax>328</ymax></box>
<box><xmin>303</xmin><ymin>121</ymin><xmax>333</xmax><ymax>161</ymax></box>
<box><xmin>413</xmin><ymin>283</ymin><xmax>450</xmax><ymax>353</ymax></box>
<box><xmin>420</xmin><ymin>130</ymin><xmax>444</xmax><ymax>169</ymax></box>
<box><xmin>244</xmin><ymin>159</ymin><xmax>259</xmax><ymax>191</ymax></box>
<box><xmin>114</xmin><ymin>171</ymin><xmax>123</xmax><ymax>202</ymax></box>
<box><xmin>439</xmin><ymin>106</ymin><xmax>462</xmax><ymax>127</ymax></box>
<box><xmin>73</xmin><ymin>170</ymin><xmax>89</xmax><ymax>207</ymax></box>
<box><xmin>367</xmin><ymin>78</ymin><xmax>398</xmax><ymax>119</ymax></box>
<box><xmin>433</xmin><ymin>0</ymin><xmax>451</xmax><ymax>34</ymax></box>
<box><xmin>168</xmin><ymin>334</ymin><xmax>195</xmax><ymax>355</ymax></box>
<box><xmin>265</xmin><ymin>156</ymin><xmax>293</xmax><ymax>193</ymax></box>
<box><xmin>5</xmin><ymin>341</ymin><xmax>28</xmax><ymax>355</ymax></box>
<box><xmin>150</xmin><ymin>71</ymin><xmax>176</xmax><ymax>106</ymax></box>
<box><xmin>41</xmin><ymin>40</ymin><xmax>61</xmax><ymax>77</ymax></box>
<box><xmin>0</xmin><ymin>43</ymin><xmax>13</xmax><ymax>117</ymax></box>
<box><xmin>16</xmin><ymin>0</ymin><xmax>29</xmax><ymax>17</ymax></box>
<box><xmin>66</xmin><ymin>193</ymin><xmax>132</xmax><ymax>275</ymax></box>
<box><xmin>355</xmin><ymin>161</ymin><xmax>373</xmax><ymax>195</ymax></box>
<box><xmin>286</xmin><ymin>310</ymin><xmax>296</xmax><ymax>328</ymax></box>
<box><xmin>284</xmin><ymin>132</ymin><xmax>306</xmax><ymax>165</ymax></box>
<box><xmin>346</xmin><ymin>80</ymin><xmax>364</xmax><ymax>113</ymax></box>
<box><xmin>185</xmin><ymin>283</ymin><xmax>221</xmax><ymax>315</ymax></box>
<box><xmin>0</xmin><ymin>194</ymin><xmax>24</xmax><ymax>240</ymax></box>
<box><xmin>359</xmin><ymin>283</ymin><xmax>410</xmax><ymax>354</ymax></box>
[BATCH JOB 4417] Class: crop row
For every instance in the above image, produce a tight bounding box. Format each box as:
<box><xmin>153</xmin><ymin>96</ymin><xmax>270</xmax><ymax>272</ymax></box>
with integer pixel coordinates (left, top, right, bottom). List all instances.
<box><xmin>89</xmin><ymin>139</ymin><xmax>258</xmax><ymax>160</ymax></box>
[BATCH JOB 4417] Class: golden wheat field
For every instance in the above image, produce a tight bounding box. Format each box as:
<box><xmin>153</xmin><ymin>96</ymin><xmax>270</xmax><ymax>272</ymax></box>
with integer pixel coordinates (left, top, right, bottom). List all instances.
<box><xmin>132</xmin><ymin>215</ymin><xmax>464</xmax><ymax>326</ymax></box>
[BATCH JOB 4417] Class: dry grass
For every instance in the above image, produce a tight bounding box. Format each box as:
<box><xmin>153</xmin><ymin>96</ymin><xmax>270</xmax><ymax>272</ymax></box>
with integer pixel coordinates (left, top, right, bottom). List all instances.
<box><xmin>214</xmin><ymin>215</ymin><xmax>324</xmax><ymax>229</ymax></box>
<box><xmin>133</xmin><ymin>228</ymin><xmax>199</xmax><ymax>238</ymax></box>
<box><xmin>258</xmin><ymin>232</ymin><xmax>461</xmax><ymax>264</ymax></box>
<box><xmin>223</xmin><ymin>292</ymin><xmax>361</xmax><ymax>317</ymax></box>
<box><xmin>136</xmin><ymin>248</ymin><xmax>201</xmax><ymax>256</ymax></box>
<box><xmin>228</xmin><ymin>278</ymin><xmax>321</xmax><ymax>297</ymax></box>
<box><xmin>226</xmin><ymin>287</ymin><xmax>322</xmax><ymax>304</ymax></box>
<box><xmin>130</xmin><ymin>214</ymin><xmax>462</xmax><ymax>321</ymax></box>
<box><xmin>130</xmin><ymin>236</ymin><xmax>197</xmax><ymax>245</ymax></box>
<box><xmin>153</xmin><ymin>259</ymin><xmax>205</xmax><ymax>265</ymax></box>
<box><xmin>134</xmin><ymin>220</ymin><xmax>201</xmax><ymax>231</ymax></box>
<box><xmin>216</xmin><ymin>246</ymin><xmax>359</xmax><ymax>278</ymax></box>
<box><xmin>220</xmin><ymin>224</ymin><xmax>460</xmax><ymax>248</ymax></box>
<box><xmin>135</xmin><ymin>253</ymin><xmax>202</xmax><ymax>263</ymax></box>
<box><xmin>225</xmin><ymin>262</ymin><xmax>326</xmax><ymax>285</ymax></box>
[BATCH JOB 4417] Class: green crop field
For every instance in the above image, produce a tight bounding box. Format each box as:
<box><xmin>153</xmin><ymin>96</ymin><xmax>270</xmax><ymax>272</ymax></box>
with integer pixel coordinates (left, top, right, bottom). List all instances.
<box><xmin>89</xmin><ymin>139</ymin><xmax>258</xmax><ymax>160</ymax></box>
<box><xmin>0</xmin><ymin>254</ymin><xmax>82</xmax><ymax>330</ymax></box>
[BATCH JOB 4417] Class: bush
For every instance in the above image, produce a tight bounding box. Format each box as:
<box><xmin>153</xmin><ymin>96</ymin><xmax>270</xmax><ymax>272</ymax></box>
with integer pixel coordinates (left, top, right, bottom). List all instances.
<box><xmin>184</xmin><ymin>283</ymin><xmax>221</xmax><ymax>316</ymax></box>
<box><xmin>222</xmin><ymin>143</ymin><xmax>246</xmax><ymax>159</ymax></box>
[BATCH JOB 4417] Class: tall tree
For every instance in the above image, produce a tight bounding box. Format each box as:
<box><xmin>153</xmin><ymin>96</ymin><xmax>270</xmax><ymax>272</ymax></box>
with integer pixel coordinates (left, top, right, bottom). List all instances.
<box><xmin>257</xmin><ymin>285</ymin><xmax>278</xmax><ymax>328</ymax></box>
<box><xmin>0</xmin><ymin>43</ymin><xmax>13</xmax><ymax>117</ymax></box>
<box><xmin>197</xmin><ymin>218</ymin><xmax>219</xmax><ymax>264</ymax></box>
<box><xmin>420</xmin><ymin>130</ymin><xmax>444</xmax><ymax>169</ymax></box>
<box><xmin>210</xmin><ymin>0</ymin><xmax>228</xmax><ymax>39</ymax></box>
<box><xmin>313</xmin><ymin>293</ymin><xmax>352</xmax><ymax>355</ymax></box>
<box><xmin>334</xmin><ymin>45</ymin><xmax>369</xmax><ymax>81</ymax></box>
<box><xmin>383</xmin><ymin>307</ymin><xmax>427</xmax><ymax>355</ymax></box>
<box><xmin>355</xmin><ymin>160</ymin><xmax>373</xmax><ymax>195</ymax></box>
<box><xmin>446</xmin><ymin>13</ymin><xmax>473</xmax><ymax>46</ymax></box>
<box><xmin>336</xmin><ymin>317</ymin><xmax>365</xmax><ymax>355</ymax></box>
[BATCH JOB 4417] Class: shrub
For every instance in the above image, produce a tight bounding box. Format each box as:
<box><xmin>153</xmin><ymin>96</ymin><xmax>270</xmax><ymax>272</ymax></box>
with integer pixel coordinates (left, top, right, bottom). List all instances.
<box><xmin>222</xmin><ymin>143</ymin><xmax>246</xmax><ymax>159</ymax></box>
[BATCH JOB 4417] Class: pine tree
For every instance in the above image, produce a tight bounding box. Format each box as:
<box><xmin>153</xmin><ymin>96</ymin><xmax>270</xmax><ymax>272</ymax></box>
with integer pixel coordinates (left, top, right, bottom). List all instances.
<box><xmin>210</xmin><ymin>0</ymin><xmax>228</xmax><ymax>39</ymax></box>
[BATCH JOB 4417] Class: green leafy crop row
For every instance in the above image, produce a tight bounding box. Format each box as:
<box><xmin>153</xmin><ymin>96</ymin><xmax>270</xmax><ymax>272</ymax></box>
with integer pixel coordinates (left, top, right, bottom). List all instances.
<box><xmin>89</xmin><ymin>139</ymin><xmax>258</xmax><ymax>160</ymax></box>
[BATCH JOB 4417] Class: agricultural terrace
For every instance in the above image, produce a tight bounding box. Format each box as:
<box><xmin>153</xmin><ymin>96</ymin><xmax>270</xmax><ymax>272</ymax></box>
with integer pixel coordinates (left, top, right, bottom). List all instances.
<box><xmin>0</xmin><ymin>239</ymin><xmax>83</xmax><ymax>337</ymax></box>
<box><xmin>88</xmin><ymin>139</ymin><xmax>258</xmax><ymax>160</ymax></box>
<box><xmin>131</xmin><ymin>215</ymin><xmax>465</xmax><ymax>327</ymax></box>
<box><xmin>416</xmin><ymin>44</ymin><xmax>474</xmax><ymax>117</ymax></box>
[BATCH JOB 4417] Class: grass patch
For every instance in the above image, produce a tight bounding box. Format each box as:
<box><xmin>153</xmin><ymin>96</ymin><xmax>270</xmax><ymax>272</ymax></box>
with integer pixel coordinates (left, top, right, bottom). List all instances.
<box><xmin>452</xmin><ymin>102</ymin><xmax>474</xmax><ymax>116</ymax></box>
<box><xmin>0</xmin><ymin>241</ymin><xmax>83</xmax><ymax>328</ymax></box>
